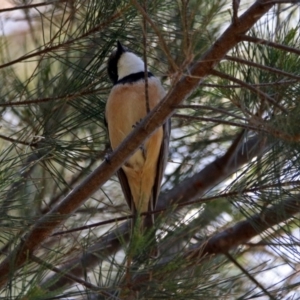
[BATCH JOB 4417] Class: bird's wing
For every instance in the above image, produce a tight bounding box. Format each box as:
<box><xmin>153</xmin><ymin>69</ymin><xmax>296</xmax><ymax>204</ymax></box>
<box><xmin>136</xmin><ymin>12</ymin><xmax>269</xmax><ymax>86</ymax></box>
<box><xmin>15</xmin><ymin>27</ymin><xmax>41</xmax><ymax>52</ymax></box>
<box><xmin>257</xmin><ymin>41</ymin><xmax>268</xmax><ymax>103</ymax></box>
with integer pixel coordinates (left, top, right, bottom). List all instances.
<box><xmin>151</xmin><ymin>118</ymin><xmax>171</xmax><ymax>211</ymax></box>
<box><xmin>117</xmin><ymin>118</ymin><xmax>170</xmax><ymax>226</ymax></box>
<box><xmin>117</xmin><ymin>167</ymin><xmax>135</xmax><ymax>213</ymax></box>
<box><xmin>104</xmin><ymin>112</ymin><xmax>135</xmax><ymax>213</ymax></box>
<box><xmin>105</xmin><ymin>111</ymin><xmax>170</xmax><ymax>219</ymax></box>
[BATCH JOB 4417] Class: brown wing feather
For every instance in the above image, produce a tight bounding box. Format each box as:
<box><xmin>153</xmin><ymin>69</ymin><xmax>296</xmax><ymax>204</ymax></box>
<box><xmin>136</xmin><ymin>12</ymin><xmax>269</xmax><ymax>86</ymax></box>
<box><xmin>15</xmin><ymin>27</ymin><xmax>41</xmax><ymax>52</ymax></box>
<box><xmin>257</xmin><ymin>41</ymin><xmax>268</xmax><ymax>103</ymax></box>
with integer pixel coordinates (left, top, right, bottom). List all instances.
<box><xmin>150</xmin><ymin>118</ymin><xmax>171</xmax><ymax>212</ymax></box>
<box><xmin>118</xmin><ymin>119</ymin><xmax>170</xmax><ymax>221</ymax></box>
<box><xmin>144</xmin><ymin>117</ymin><xmax>170</xmax><ymax>255</ymax></box>
<box><xmin>104</xmin><ymin>114</ymin><xmax>136</xmax><ymax>215</ymax></box>
<box><xmin>117</xmin><ymin>167</ymin><xmax>135</xmax><ymax>213</ymax></box>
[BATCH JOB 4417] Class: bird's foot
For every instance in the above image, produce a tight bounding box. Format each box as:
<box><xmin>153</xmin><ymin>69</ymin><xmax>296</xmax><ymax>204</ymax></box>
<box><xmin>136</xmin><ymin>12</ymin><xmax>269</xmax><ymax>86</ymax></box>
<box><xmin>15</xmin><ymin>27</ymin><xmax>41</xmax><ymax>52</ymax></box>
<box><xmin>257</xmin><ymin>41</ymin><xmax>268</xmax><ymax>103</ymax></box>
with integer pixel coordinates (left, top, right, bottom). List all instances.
<box><xmin>132</xmin><ymin>118</ymin><xmax>143</xmax><ymax>129</ymax></box>
<box><xmin>104</xmin><ymin>151</ymin><xmax>112</xmax><ymax>164</ymax></box>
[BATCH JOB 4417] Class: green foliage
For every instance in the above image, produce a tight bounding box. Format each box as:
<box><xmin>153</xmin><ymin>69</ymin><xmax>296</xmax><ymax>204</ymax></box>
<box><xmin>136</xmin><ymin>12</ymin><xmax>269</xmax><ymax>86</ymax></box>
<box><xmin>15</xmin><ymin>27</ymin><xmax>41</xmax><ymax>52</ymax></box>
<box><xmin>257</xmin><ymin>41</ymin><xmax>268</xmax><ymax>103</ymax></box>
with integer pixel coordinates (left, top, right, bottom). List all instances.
<box><xmin>0</xmin><ymin>0</ymin><xmax>300</xmax><ymax>299</ymax></box>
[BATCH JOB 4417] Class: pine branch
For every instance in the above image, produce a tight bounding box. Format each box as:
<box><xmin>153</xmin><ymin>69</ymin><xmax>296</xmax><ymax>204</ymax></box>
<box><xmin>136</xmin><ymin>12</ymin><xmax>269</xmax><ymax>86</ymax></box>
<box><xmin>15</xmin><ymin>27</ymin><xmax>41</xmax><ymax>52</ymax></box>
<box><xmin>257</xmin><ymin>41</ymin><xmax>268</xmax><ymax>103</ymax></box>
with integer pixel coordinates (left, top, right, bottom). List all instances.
<box><xmin>0</xmin><ymin>5</ymin><xmax>129</xmax><ymax>70</ymax></box>
<box><xmin>42</xmin><ymin>132</ymin><xmax>268</xmax><ymax>291</ymax></box>
<box><xmin>211</xmin><ymin>69</ymin><xmax>287</xmax><ymax>112</ymax></box>
<box><xmin>174</xmin><ymin>113</ymin><xmax>259</xmax><ymax>131</ymax></box>
<box><xmin>186</xmin><ymin>195</ymin><xmax>300</xmax><ymax>259</ymax></box>
<box><xmin>242</xmin><ymin>34</ymin><xmax>300</xmax><ymax>56</ymax></box>
<box><xmin>225</xmin><ymin>55</ymin><xmax>300</xmax><ymax>81</ymax></box>
<box><xmin>158</xmin><ymin>134</ymin><xmax>268</xmax><ymax>208</ymax></box>
<box><xmin>0</xmin><ymin>0</ymin><xmax>69</xmax><ymax>13</ymax></box>
<box><xmin>0</xmin><ymin>0</ymin><xmax>280</xmax><ymax>289</ymax></box>
<box><xmin>117</xmin><ymin>195</ymin><xmax>300</xmax><ymax>292</ymax></box>
<box><xmin>225</xmin><ymin>253</ymin><xmax>276</xmax><ymax>300</ymax></box>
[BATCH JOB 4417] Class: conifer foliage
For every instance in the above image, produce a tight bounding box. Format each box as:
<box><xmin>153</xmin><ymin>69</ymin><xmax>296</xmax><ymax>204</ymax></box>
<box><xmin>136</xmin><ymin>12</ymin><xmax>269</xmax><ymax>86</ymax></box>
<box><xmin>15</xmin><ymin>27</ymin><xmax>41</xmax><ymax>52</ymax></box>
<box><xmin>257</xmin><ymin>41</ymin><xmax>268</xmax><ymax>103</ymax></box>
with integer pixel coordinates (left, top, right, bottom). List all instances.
<box><xmin>0</xmin><ymin>0</ymin><xmax>299</xmax><ymax>299</ymax></box>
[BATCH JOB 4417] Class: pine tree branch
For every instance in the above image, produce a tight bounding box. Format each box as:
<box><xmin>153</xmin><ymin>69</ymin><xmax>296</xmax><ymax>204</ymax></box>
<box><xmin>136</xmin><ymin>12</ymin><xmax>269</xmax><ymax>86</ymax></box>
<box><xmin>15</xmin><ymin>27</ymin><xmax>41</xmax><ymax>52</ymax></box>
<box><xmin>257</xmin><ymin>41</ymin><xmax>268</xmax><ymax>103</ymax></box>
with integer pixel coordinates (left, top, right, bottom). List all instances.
<box><xmin>1</xmin><ymin>152</ymin><xmax>40</xmax><ymax>213</ymax></box>
<box><xmin>242</xmin><ymin>34</ymin><xmax>300</xmax><ymax>56</ymax></box>
<box><xmin>158</xmin><ymin>134</ymin><xmax>268</xmax><ymax>208</ymax></box>
<box><xmin>0</xmin><ymin>0</ymin><xmax>68</xmax><ymax>13</ymax></box>
<box><xmin>225</xmin><ymin>253</ymin><xmax>276</xmax><ymax>300</ymax></box>
<box><xmin>201</xmin><ymin>79</ymin><xmax>297</xmax><ymax>88</ymax></box>
<box><xmin>0</xmin><ymin>5</ymin><xmax>129</xmax><ymax>70</ymax></box>
<box><xmin>30</xmin><ymin>255</ymin><xmax>104</xmax><ymax>294</ymax></box>
<box><xmin>0</xmin><ymin>0</ymin><xmax>278</xmax><ymax>289</ymax></box>
<box><xmin>225</xmin><ymin>55</ymin><xmax>300</xmax><ymax>81</ymax></box>
<box><xmin>43</xmin><ymin>132</ymin><xmax>268</xmax><ymax>291</ymax></box>
<box><xmin>186</xmin><ymin>195</ymin><xmax>300</xmax><ymax>259</ymax></box>
<box><xmin>120</xmin><ymin>195</ymin><xmax>300</xmax><ymax>292</ymax></box>
<box><xmin>174</xmin><ymin>113</ymin><xmax>259</xmax><ymax>130</ymax></box>
<box><xmin>176</xmin><ymin>104</ymin><xmax>247</xmax><ymax>121</ymax></box>
<box><xmin>44</xmin><ymin>222</ymin><xmax>130</xmax><ymax>291</ymax></box>
<box><xmin>41</xmin><ymin>149</ymin><xmax>107</xmax><ymax>214</ymax></box>
<box><xmin>0</xmin><ymin>133</ymin><xmax>32</xmax><ymax>146</ymax></box>
<box><xmin>0</xmin><ymin>87</ymin><xmax>107</xmax><ymax>107</ymax></box>
<box><xmin>131</xmin><ymin>0</ymin><xmax>178</xmax><ymax>72</ymax></box>
<box><xmin>211</xmin><ymin>69</ymin><xmax>287</xmax><ymax>112</ymax></box>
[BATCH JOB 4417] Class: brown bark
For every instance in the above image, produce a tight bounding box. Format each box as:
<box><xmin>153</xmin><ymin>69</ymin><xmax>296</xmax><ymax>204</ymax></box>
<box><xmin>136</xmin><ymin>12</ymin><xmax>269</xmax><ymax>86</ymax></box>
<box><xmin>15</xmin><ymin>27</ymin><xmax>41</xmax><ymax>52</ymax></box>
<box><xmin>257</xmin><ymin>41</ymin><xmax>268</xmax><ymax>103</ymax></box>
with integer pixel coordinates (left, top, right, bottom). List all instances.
<box><xmin>187</xmin><ymin>196</ymin><xmax>300</xmax><ymax>259</ymax></box>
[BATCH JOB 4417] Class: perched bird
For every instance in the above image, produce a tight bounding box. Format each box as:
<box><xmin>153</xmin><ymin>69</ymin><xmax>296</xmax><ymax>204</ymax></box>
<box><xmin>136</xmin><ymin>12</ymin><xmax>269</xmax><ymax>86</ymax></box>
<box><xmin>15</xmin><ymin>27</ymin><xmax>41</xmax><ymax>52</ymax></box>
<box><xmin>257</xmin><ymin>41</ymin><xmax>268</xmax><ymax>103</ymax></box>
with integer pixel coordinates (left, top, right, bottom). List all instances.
<box><xmin>105</xmin><ymin>41</ymin><xmax>170</xmax><ymax>255</ymax></box>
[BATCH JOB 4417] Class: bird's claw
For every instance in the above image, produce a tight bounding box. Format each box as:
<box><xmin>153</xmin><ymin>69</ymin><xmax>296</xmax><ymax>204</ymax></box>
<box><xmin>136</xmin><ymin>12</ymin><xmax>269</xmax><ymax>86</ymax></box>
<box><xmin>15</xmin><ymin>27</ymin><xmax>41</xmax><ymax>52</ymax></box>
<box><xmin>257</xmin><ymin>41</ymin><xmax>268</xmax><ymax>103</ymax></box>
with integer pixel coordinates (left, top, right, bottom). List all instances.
<box><xmin>132</xmin><ymin>119</ymin><xmax>143</xmax><ymax>129</ymax></box>
<box><xmin>104</xmin><ymin>152</ymin><xmax>112</xmax><ymax>164</ymax></box>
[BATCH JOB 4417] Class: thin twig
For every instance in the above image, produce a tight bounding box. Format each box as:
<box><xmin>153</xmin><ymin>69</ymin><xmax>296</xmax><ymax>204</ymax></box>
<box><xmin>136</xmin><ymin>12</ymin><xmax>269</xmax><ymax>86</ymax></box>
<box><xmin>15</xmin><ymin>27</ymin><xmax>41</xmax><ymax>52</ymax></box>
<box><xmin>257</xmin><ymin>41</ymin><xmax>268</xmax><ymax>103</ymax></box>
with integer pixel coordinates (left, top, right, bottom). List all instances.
<box><xmin>131</xmin><ymin>0</ymin><xmax>178</xmax><ymax>72</ymax></box>
<box><xmin>242</xmin><ymin>34</ymin><xmax>300</xmax><ymax>56</ymax></box>
<box><xmin>0</xmin><ymin>87</ymin><xmax>108</xmax><ymax>107</ymax></box>
<box><xmin>174</xmin><ymin>113</ymin><xmax>262</xmax><ymax>131</ymax></box>
<box><xmin>0</xmin><ymin>0</ymin><xmax>68</xmax><ymax>13</ymax></box>
<box><xmin>200</xmin><ymin>79</ymin><xmax>297</xmax><ymax>88</ymax></box>
<box><xmin>232</xmin><ymin>0</ymin><xmax>240</xmax><ymax>24</ymax></box>
<box><xmin>175</xmin><ymin>104</ymin><xmax>248</xmax><ymax>121</ymax></box>
<box><xmin>211</xmin><ymin>69</ymin><xmax>287</xmax><ymax>113</ymax></box>
<box><xmin>225</xmin><ymin>252</ymin><xmax>276</xmax><ymax>300</ymax></box>
<box><xmin>245</xmin><ymin>242</ymin><xmax>300</xmax><ymax>247</ymax></box>
<box><xmin>0</xmin><ymin>5</ymin><xmax>130</xmax><ymax>70</ymax></box>
<box><xmin>0</xmin><ymin>133</ymin><xmax>33</xmax><ymax>146</ymax></box>
<box><xmin>142</xmin><ymin>0</ymin><xmax>150</xmax><ymax>114</ymax></box>
<box><xmin>225</xmin><ymin>55</ymin><xmax>300</xmax><ymax>81</ymax></box>
<box><xmin>181</xmin><ymin>0</ymin><xmax>190</xmax><ymax>54</ymax></box>
<box><xmin>31</xmin><ymin>255</ymin><xmax>115</xmax><ymax>297</ymax></box>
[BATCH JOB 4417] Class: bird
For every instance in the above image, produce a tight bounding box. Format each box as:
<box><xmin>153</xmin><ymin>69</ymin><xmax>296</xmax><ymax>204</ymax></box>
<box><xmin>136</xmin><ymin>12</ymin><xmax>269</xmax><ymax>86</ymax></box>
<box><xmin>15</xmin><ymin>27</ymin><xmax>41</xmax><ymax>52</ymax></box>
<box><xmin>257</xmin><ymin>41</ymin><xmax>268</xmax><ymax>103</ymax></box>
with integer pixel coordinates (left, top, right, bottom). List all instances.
<box><xmin>105</xmin><ymin>41</ymin><xmax>170</xmax><ymax>256</ymax></box>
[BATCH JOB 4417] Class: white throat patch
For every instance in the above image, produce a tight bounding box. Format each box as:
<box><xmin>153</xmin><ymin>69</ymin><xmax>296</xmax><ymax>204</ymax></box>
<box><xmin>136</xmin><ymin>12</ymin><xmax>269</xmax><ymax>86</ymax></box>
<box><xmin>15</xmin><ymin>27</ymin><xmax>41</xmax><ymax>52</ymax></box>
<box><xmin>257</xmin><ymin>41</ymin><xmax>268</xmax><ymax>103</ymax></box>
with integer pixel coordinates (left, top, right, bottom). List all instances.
<box><xmin>117</xmin><ymin>52</ymin><xmax>145</xmax><ymax>80</ymax></box>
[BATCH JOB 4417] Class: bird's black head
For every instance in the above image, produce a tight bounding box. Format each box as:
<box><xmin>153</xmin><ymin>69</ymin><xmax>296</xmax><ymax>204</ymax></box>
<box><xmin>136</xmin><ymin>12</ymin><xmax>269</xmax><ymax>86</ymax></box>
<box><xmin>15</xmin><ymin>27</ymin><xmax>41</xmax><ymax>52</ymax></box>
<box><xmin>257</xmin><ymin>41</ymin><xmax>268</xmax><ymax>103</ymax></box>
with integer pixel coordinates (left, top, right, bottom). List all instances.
<box><xmin>107</xmin><ymin>41</ymin><xmax>127</xmax><ymax>84</ymax></box>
